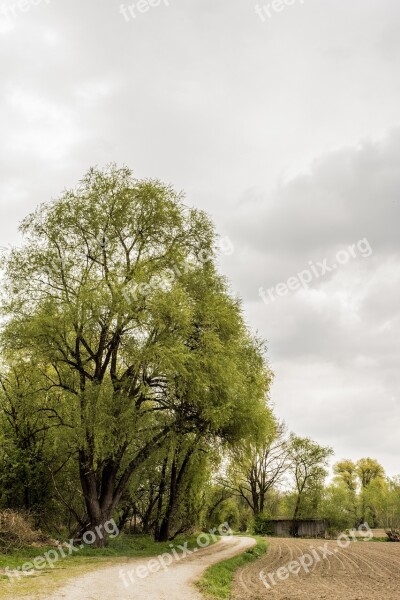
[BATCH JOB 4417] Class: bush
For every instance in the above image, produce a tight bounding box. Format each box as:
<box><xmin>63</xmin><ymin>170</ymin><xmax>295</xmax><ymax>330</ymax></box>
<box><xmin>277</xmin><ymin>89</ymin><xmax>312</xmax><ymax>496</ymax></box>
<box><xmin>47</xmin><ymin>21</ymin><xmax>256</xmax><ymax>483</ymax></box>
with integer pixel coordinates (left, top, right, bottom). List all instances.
<box><xmin>253</xmin><ymin>515</ymin><xmax>274</xmax><ymax>536</ymax></box>
<box><xmin>0</xmin><ymin>510</ymin><xmax>47</xmax><ymax>552</ymax></box>
<box><xmin>386</xmin><ymin>529</ymin><xmax>400</xmax><ymax>542</ymax></box>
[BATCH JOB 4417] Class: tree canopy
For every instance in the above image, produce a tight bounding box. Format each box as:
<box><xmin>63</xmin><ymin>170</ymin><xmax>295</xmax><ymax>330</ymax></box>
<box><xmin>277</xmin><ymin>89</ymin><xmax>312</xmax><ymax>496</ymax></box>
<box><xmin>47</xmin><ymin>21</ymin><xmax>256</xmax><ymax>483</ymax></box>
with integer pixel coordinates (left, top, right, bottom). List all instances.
<box><xmin>0</xmin><ymin>166</ymin><xmax>273</xmax><ymax>543</ymax></box>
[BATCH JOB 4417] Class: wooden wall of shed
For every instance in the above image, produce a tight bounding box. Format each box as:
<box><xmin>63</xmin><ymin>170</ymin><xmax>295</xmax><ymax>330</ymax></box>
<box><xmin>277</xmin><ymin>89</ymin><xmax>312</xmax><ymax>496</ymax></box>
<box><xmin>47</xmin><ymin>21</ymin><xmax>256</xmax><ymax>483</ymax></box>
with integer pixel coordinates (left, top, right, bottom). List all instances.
<box><xmin>268</xmin><ymin>520</ymin><xmax>326</xmax><ymax>538</ymax></box>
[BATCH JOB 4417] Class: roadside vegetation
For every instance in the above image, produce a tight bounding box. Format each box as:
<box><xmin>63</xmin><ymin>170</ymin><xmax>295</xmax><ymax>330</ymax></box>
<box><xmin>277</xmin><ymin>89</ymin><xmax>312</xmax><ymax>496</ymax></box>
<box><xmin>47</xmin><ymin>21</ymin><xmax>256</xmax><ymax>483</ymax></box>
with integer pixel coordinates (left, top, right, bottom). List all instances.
<box><xmin>0</xmin><ymin>532</ymin><xmax>210</xmax><ymax>571</ymax></box>
<box><xmin>197</xmin><ymin>537</ymin><xmax>268</xmax><ymax>599</ymax></box>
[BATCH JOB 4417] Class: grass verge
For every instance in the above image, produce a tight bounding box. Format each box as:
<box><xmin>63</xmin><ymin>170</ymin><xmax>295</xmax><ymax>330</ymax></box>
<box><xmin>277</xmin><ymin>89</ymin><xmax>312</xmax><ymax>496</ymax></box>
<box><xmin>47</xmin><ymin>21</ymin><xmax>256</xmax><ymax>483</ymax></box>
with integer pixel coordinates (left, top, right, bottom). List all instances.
<box><xmin>197</xmin><ymin>536</ymin><xmax>268</xmax><ymax>599</ymax></box>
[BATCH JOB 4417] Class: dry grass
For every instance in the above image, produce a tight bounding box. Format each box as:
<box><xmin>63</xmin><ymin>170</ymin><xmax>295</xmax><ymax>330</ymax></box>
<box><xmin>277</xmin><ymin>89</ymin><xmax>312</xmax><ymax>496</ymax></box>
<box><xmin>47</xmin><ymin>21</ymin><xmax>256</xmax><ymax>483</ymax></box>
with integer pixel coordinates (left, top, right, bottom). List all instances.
<box><xmin>0</xmin><ymin>557</ymin><xmax>117</xmax><ymax>600</ymax></box>
<box><xmin>0</xmin><ymin>510</ymin><xmax>50</xmax><ymax>553</ymax></box>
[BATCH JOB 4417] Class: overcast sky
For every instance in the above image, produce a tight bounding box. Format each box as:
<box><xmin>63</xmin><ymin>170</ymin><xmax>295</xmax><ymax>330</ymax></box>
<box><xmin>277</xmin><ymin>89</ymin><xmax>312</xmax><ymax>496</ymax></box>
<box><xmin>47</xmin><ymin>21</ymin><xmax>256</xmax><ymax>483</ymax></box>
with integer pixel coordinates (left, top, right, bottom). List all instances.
<box><xmin>1</xmin><ymin>0</ymin><xmax>399</xmax><ymax>474</ymax></box>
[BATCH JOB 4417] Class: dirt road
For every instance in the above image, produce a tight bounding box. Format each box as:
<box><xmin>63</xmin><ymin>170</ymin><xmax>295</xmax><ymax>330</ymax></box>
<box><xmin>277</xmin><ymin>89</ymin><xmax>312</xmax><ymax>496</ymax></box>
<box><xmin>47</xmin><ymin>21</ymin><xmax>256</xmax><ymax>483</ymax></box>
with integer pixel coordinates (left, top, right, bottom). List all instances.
<box><xmin>234</xmin><ymin>537</ymin><xmax>400</xmax><ymax>599</ymax></box>
<box><xmin>45</xmin><ymin>535</ymin><xmax>255</xmax><ymax>600</ymax></box>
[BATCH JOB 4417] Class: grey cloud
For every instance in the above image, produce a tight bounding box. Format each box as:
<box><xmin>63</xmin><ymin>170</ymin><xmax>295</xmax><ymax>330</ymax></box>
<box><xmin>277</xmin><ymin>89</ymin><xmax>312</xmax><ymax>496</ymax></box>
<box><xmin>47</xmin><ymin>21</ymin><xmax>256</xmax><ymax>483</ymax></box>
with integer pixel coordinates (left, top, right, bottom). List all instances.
<box><xmin>0</xmin><ymin>0</ymin><xmax>399</xmax><ymax>474</ymax></box>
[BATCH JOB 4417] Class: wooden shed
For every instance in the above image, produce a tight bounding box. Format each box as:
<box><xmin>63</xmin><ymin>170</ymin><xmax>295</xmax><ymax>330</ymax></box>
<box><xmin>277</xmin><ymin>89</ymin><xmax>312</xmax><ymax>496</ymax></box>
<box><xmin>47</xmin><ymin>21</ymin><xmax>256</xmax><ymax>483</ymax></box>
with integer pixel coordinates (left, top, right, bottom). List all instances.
<box><xmin>264</xmin><ymin>518</ymin><xmax>327</xmax><ymax>538</ymax></box>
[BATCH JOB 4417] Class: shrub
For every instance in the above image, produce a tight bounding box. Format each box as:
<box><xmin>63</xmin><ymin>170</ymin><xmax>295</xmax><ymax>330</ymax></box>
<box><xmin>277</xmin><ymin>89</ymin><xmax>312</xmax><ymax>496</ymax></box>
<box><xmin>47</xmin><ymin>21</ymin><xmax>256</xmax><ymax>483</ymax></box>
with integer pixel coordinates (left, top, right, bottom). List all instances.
<box><xmin>253</xmin><ymin>515</ymin><xmax>274</xmax><ymax>536</ymax></box>
<box><xmin>0</xmin><ymin>510</ymin><xmax>46</xmax><ymax>552</ymax></box>
<box><xmin>386</xmin><ymin>529</ymin><xmax>400</xmax><ymax>542</ymax></box>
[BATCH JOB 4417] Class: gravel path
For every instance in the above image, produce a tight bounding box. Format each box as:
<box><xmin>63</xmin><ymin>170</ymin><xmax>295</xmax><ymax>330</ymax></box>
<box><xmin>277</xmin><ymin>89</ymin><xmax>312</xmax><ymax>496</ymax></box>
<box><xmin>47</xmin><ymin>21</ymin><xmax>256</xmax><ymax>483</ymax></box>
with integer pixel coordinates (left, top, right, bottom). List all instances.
<box><xmin>46</xmin><ymin>535</ymin><xmax>255</xmax><ymax>600</ymax></box>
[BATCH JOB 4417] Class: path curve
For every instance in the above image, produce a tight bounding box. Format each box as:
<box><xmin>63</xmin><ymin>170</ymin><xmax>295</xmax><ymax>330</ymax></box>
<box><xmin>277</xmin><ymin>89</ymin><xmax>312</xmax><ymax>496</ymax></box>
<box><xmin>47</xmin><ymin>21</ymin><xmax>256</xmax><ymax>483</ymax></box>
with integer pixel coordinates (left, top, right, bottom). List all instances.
<box><xmin>47</xmin><ymin>535</ymin><xmax>255</xmax><ymax>600</ymax></box>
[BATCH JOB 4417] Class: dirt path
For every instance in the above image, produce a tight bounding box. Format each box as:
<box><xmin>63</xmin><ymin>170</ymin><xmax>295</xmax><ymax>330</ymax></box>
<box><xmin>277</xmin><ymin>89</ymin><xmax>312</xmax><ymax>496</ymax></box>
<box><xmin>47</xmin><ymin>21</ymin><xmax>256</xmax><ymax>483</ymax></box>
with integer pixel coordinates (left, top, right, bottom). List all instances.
<box><xmin>233</xmin><ymin>537</ymin><xmax>400</xmax><ymax>600</ymax></box>
<box><xmin>45</xmin><ymin>535</ymin><xmax>255</xmax><ymax>600</ymax></box>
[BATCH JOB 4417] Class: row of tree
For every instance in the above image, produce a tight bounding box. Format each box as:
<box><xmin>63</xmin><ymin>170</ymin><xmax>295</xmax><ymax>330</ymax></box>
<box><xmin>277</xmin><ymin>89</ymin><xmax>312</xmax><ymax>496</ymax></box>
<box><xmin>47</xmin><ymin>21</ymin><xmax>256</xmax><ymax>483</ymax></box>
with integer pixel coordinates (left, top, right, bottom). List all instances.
<box><xmin>212</xmin><ymin>425</ymin><xmax>400</xmax><ymax>534</ymax></box>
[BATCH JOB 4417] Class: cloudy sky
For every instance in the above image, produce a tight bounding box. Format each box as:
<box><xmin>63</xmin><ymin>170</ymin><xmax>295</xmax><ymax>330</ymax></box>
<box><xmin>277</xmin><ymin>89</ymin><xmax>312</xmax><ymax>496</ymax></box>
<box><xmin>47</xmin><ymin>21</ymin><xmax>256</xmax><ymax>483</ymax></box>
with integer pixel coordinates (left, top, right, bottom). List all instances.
<box><xmin>1</xmin><ymin>0</ymin><xmax>399</xmax><ymax>474</ymax></box>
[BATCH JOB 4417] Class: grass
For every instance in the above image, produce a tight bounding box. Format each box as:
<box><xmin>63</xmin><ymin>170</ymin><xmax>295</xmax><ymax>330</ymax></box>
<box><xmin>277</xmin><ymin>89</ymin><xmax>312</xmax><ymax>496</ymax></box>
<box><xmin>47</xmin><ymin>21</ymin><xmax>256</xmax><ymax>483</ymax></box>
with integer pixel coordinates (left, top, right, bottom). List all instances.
<box><xmin>0</xmin><ymin>532</ymin><xmax>214</xmax><ymax>599</ymax></box>
<box><xmin>197</xmin><ymin>536</ymin><xmax>268</xmax><ymax>599</ymax></box>
<box><xmin>0</xmin><ymin>532</ymin><xmax>204</xmax><ymax>569</ymax></box>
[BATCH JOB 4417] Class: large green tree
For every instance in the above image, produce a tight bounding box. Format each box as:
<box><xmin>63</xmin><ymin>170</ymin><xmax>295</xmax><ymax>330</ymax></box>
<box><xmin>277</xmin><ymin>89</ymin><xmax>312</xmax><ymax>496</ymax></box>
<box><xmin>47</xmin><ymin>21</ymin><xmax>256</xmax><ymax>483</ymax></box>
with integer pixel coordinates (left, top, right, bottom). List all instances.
<box><xmin>0</xmin><ymin>166</ymin><xmax>272</xmax><ymax>543</ymax></box>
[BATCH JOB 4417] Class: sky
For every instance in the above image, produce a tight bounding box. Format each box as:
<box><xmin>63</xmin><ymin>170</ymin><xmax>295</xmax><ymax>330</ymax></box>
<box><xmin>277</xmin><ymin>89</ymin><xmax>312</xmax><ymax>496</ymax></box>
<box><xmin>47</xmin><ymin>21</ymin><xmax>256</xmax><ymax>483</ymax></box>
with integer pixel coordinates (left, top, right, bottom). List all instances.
<box><xmin>0</xmin><ymin>0</ymin><xmax>399</xmax><ymax>474</ymax></box>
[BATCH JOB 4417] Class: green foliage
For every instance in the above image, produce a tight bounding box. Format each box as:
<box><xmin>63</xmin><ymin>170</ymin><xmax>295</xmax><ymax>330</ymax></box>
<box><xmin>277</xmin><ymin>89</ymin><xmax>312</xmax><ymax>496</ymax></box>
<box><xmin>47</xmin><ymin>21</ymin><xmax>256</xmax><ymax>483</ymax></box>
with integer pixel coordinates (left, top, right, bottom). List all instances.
<box><xmin>288</xmin><ymin>435</ymin><xmax>333</xmax><ymax>521</ymax></box>
<box><xmin>334</xmin><ymin>459</ymin><xmax>358</xmax><ymax>493</ymax></box>
<box><xmin>221</xmin><ymin>421</ymin><xmax>288</xmax><ymax>518</ymax></box>
<box><xmin>0</xmin><ymin>365</ymin><xmax>64</xmax><ymax>516</ymax></box>
<box><xmin>209</xmin><ymin>498</ymin><xmax>240</xmax><ymax>532</ymax></box>
<box><xmin>356</xmin><ymin>458</ymin><xmax>385</xmax><ymax>489</ymax></box>
<box><xmin>236</xmin><ymin>504</ymin><xmax>253</xmax><ymax>532</ymax></box>
<box><xmin>197</xmin><ymin>537</ymin><xmax>268</xmax><ymax>599</ymax></box>
<box><xmin>0</xmin><ymin>165</ymin><xmax>273</xmax><ymax>539</ymax></box>
<box><xmin>318</xmin><ymin>484</ymin><xmax>356</xmax><ymax>533</ymax></box>
<box><xmin>252</xmin><ymin>515</ymin><xmax>274</xmax><ymax>536</ymax></box>
<box><xmin>332</xmin><ymin>457</ymin><xmax>388</xmax><ymax>528</ymax></box>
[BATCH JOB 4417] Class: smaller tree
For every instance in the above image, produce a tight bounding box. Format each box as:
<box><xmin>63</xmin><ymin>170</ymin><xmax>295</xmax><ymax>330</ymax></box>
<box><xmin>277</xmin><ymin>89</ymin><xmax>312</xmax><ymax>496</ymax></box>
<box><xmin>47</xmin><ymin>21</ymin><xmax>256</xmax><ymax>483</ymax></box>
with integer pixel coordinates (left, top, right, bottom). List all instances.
<box><xmin>288</xmin><ymin>435</ymin><xmax>333</xmax><ymax>535</ymax></box>
<box><xmin>333</xmin><ymin>459</ymin><xmax>359</xmax><ymax>526</ymax></box>
<box><xmin>356</xmin><ymin>458</ymin><xmax>385</xmax><ymax>489</ymax></box>
<box><xmin>377</xmin><ymin>477</ymin><xmax>400</xmax><ymax>531</ymax></box>
<box><xmin>319</xmin><ymin>484</ymin><xmax>356</xmax><ymax>534</ymax></box>
<box><xmin>356</xmin><ymin>458</ymin><xmax>386</xmax><ymax>526</ymax></box>
<box><xmin>220</xmin><ymin>421</ymin><xmax>289</xmax><ymax>518</ymax></box>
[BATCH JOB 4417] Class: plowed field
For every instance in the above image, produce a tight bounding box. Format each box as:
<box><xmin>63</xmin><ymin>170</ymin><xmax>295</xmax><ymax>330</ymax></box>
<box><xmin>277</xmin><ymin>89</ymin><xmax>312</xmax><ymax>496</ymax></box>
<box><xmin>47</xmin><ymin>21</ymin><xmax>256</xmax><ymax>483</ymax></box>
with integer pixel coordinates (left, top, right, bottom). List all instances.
<box><xmin>234</xmin><ymin>537</ymin><xmax>400</xmax><ymax>599</ymax></box>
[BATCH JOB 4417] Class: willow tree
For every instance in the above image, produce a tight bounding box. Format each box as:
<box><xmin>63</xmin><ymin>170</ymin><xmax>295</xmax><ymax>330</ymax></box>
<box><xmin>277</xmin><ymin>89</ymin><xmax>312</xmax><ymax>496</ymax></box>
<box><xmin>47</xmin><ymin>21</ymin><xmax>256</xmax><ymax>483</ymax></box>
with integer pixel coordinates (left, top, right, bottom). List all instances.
<box><xmin>288</xmin><ymin>435</ymin><xmax>333</xmax><ymax>533</ymax></box>
<box><xmin>220</xmin><ymin>422</ymin><xmax>288</xmax><ymax>517</ymax></box>
<box><xmin>1</xmin><ymin>166</ymin><xmax>272</xmax><ymax>542</ymax></box>
<box><xmin>356</xmin><ymin>458</ymin><xmax>386</xmax><ymax>525</ymax></box>
<box><xmin>334</xmin><ymin>458</ymin><xmax>386</xmax><ymax>526</ymax></box>
<box><xmin>333</xmin><ymin>459</ymin><xmax>360</xmax><ymax>526</ymax></box>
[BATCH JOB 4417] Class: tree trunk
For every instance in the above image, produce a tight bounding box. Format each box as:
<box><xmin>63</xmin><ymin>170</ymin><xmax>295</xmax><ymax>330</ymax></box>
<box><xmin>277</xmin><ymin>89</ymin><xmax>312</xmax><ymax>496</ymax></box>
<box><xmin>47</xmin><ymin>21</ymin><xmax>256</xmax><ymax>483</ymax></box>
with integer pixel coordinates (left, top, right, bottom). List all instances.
<box><xmin>78</xmin><ymin>428</ymin><xmax>170</xmax><ymax>546</ymax></box>
<box><xmin>79</xmin><ymin>450</ymin><xmax>115</xmax><ymax>547</ymax></box>
<box><xmin>156</xmin><ymin>444</ymin><xmax>195</xmax><ymax>542</ymax></box>
<box><xmin>118</xmin><ymin>506</ymin><xmax>132</xmax><ymax>533</ymax></box>
<box><xmin>154</xmin><ymin>456</ymin><xmax>168</xmax><ymax>541</ymax></box>
<box><xmin>291</xmin><ymin>494</ymin><xmax>302</xmax><ymax>537</ymax></box>
<box><xmin>259</xmin><ymin>489</ymin><xmax>266</xmax><ymax>514</ymax></box>
<box><xmin>250</xmin><ymin>477</ymin><xmax>260</xmax><ymax>516</ymax></box>
<box><xmin>157</xmin><ymin>456</ymin><xmax>177</xmax><ymax>542</ymax></box>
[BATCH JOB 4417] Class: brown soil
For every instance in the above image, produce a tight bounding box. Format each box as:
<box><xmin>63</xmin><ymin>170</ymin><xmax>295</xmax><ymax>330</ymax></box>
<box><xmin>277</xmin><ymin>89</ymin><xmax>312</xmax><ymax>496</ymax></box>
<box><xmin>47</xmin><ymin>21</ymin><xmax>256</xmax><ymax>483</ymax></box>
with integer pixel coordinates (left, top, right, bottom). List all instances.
<box><xmin>233</xmin><ymin>537</ymin><xmax>400</xmax><ymax>600</ymax></box>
